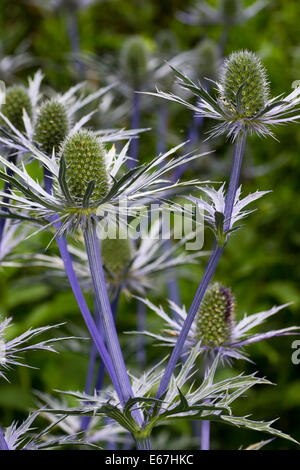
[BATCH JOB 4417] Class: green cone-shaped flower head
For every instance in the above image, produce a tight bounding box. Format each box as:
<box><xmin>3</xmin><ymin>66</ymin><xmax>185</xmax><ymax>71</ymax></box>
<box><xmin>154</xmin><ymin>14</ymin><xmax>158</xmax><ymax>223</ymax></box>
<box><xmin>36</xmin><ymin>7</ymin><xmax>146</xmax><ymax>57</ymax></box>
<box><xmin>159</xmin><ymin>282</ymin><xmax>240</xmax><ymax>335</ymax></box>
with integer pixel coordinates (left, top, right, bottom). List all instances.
<box><xmin>34</xmin><ymin>100</ymin><xmax>69</xmax><ymax>154</ymax></box>
<box><xmin>219</xmin><ymin>50</ymin><xmax>269</xmax><ymax>118</ymax></box>
<box><xmin>120</xmin><ymin>36</ymin><xmax>148</xmax><ymax>87</ymax></box>
<box><xmin>197</xmin><ymin>39</ymin><xmax>219</xmax><ymax>81</ymax></box>
<box><xmin>220</xmin><ymin>0</ymin><xmax>241</xmax><ymax>20</ymax></box>
<box><xmin>101</xmin><ymin>235</ymin><xmax>132</xmax><ymax>277</ymax></box>
<box><xmin>1</xmin><ymin>86</ymin><xmax>32</xmax><ymax>131</ymax></box>
<box><xmin>61</xmin><ymin>130</ymin><xmax>109</xmax><ymax>203</ymax></box>
<box><xmin>196</xmin><ymin>283</ymin><xmax>235</xmax><ymax>347</ymax></box>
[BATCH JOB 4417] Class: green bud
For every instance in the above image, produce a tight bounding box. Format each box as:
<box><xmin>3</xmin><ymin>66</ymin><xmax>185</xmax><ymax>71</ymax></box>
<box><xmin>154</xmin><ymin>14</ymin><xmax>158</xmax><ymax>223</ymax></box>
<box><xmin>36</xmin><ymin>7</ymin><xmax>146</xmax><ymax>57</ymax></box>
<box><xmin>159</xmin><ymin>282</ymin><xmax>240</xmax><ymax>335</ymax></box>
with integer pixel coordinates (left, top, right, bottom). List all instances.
<box><xmin>34</xmin><ymin>100</ymin><xmax>69</xmax><ymax>154</ymax></box>
<box><xmin>156</xmin><ymin>30</ymin><xmax>178</xmax><ymax>59</ymax></box>
<box><xmin>220</xmin><ymin>0</ymin><xmax>241</xmax><ymax>20</ymax></box>
<box><xmin>61</xmin><ymin>130</ymin><xmax>109</xmax><ymax>203</ymax></box>
<box><xmin>196</xmin><ymin>283</ymin><xmax>235</xmax><ymax>347</ymax></box>
<box><xmin>220</xmin><ymin>50</ymin><xmax>269</xmax><ymax>118</ymax></box>
<box><xmin>101</xmin><ymin>236</ymin><xmax>132</xmax><ymax>277</ymax></box>
<box><xmin>1</xmin><ymin>86</ymin><xmax>32</xmax><ymax>131</ymax></box>
<box><xmin>120</xmin><ymin>36</ymin><xmax>148</xmax><ymax>87</ymax></box>
<box><xmin>196</xmin><ymin>39</ymin><xmax>219</xmax><ymax>81</ymax></box>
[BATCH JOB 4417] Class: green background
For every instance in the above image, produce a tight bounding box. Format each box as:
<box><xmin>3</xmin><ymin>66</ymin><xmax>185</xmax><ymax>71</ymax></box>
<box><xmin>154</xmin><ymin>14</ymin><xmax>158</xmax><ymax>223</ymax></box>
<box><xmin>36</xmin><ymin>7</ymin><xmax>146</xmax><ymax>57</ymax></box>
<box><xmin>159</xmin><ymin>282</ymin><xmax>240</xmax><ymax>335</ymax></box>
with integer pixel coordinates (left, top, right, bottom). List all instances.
<box><xmin>0</xmin><ymin>0</ymin><xmax>300</xmax><ymax>449</ymax></box>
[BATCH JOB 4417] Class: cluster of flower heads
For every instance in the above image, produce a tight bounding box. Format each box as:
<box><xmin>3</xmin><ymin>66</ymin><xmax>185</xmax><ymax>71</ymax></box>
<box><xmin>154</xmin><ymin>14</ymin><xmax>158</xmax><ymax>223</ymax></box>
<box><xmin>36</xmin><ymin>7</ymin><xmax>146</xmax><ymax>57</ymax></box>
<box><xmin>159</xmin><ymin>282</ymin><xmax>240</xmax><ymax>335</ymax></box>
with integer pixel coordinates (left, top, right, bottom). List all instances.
<box><xmin>0</xmin><ymin>47</ymin><xmax>299</xmax><ymax>450</ymax></box>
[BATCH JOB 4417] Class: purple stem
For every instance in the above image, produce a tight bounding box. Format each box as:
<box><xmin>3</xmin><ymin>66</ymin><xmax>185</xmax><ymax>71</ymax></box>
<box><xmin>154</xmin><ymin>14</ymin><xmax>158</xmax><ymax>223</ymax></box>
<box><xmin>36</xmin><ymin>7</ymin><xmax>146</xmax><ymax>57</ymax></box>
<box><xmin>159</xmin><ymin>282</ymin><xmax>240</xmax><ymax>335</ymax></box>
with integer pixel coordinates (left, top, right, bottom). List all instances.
<box><xmin>81</xmin><ymin>290</ymin><xmax>121</xmax><ymax>432</ymax></box>
<box><xmin>156</xmin><ymin>243</ymin><xmax>224</xmax><ymax>400</ymax></box>
<box><xmin>137</xmin><ymin>300</ymin><xmax>146</xmax><ymax>367</ymax></box>
<box><xmin>173</xmin><ymin>113</ymin><xmax>203</xmax><ymax>182</ymax></box>
<box><xmin>65</xmin><ymin>7</ymin><xmax>85</xmax><ymax>78</ymax></box>
<box><xmin>128</xmin><ymin>92</ymin><xmax>140</xmax><ymax>169</ymax></box>
<box><xmin>223</xmin><ymin>132</ymin><xmax>246</xmax><ymax>231</ymax></box>
<box><xmin>83</xmin><ymin>222</ymin><xmax>142</xmax><ymax>423</ymax></box>
<box><xmin>95</xmin><ymin>289</ymin><xmax>121</xmax><ymax>391</ymax></box>
<box><xmin>0</xmin><ymin>154</ymin><xmax>16</xmax><ymax>249</ymax></box>
<box><xmin>43</xmin><ymin>170</ymin><xmax>122</xmax><ymax>400</ymax></box>
<box><xmin>156</xmin><ymin>131</ymin><xmax>247</xmax><ymax>400</ymax></box>
<box><xmin>201</xmin><ymin>420</ymin><xmax>210</xmax><ymax>450</ymax></box>
<box><xmin>156</xmin><ymin>103</ymin><xmax>168</xmax><ymax>156</ymax></box>
<box><xmin>156</xmin><ymin>105</ymin><xmax>182</xmax><ymax>314</ymax></box>
<box><xmin>0</xmin><ymin>426</ymin><xmax>9</xmax><ymax>451</ymax></box>
<box><xmin>55</xmin><ymin>233</ymin><xmax>123</xmax><ymax>398</ymax></box>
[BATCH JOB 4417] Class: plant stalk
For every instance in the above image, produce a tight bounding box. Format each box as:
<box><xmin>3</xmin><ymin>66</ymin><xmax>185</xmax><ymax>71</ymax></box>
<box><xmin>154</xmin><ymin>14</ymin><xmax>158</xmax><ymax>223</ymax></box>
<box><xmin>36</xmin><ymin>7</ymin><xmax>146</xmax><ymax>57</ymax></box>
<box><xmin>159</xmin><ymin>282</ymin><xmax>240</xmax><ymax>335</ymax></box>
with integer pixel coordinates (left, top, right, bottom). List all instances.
<box><xmin>156</xmin><ymin>131</ymin><xmax>247</xmax><ymax>400</ymax></box>
<box><xmin>83</xmin><ymin>221</ymin><xmax>144</xmax><ymax>428</ymax></box>
<box><xmin>0</xmin><ymin>426</ymin><xmax>9</xmax><ymax>450</ymax></box>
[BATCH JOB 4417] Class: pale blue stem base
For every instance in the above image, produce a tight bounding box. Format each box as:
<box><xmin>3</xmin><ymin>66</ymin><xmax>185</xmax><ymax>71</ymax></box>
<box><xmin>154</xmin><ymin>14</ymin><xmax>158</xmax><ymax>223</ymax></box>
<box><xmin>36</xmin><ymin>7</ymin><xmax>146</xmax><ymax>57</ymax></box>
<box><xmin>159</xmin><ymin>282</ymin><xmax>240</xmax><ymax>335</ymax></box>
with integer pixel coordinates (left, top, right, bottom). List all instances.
<box><xmin>0</xmin><ymin>426</ymin><xmax>9</xmax><ymax>451</ymax></box>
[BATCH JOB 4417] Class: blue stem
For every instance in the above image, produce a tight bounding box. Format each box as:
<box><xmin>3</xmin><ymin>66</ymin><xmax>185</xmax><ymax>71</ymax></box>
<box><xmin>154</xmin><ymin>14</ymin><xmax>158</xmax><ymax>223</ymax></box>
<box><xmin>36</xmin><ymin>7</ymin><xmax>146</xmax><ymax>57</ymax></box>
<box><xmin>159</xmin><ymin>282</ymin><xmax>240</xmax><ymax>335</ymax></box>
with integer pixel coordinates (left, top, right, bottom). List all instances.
<box><xmin>156</xmin><ymin>106</ymin><xmax>182</xmax><ymax>314</ymax></box>
<box><xmin>43</xmin><ymin>169</ymin><xmax>123</xmax><ymax>401</ymax></box>
<box><xmin>95</xmin><ymin>290</ymin><xmax>121</xmax><ymax>391</ymax></box>
<box><xmin>156</xmin><ymin>131</ymin><xmax>247</xmax><ymax>400</ymax></box>
<box><xmin>0</xmin><ymin>154</ymin><xmax>16</xmax><ymax>250</ymax></box>
<box><xmin>83</xmin><ymin>221</ymin><xmax>143</xmax><ymax>427</ymax></box>
<box><xmin>65</xmin><ymin>7</ymin><xmax>85</xmax><ymax>78</ymax></box>
<box><xmin>156</xmin><ymin>103</ymin><xmax>168</xmax><ymax>156</ymax></box>
<box><xmin>201</xmin><ymin>420</ymin><xmax>210</xmax><ymax>450</ymax></box>
<box><xmin>137</xmin><ymin>300</ymin><xmax>146</xmax><ymax>367</ymax></box>
<box><xmin>173</xmin><ymin>113</ymin><xmax>204</xmax><ymax>182</ymax></box>
<box><xmin>0</xmin><ymin>426</ymin><xmax>9</xmax><ymax>450</ymax></box>
<box><xmin>81</xmin><ymin>290</ymin><xmax>121</xmax><ymax>432</ymax></box>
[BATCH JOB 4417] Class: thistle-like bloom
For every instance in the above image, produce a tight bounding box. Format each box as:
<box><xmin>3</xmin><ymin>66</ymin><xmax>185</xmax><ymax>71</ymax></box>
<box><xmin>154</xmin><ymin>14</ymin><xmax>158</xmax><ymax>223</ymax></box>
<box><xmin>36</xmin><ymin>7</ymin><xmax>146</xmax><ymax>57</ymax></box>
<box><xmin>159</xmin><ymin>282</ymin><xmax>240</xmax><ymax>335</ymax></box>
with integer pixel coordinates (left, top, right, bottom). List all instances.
<box><xmin>186</xmin><ymin>183</ymin><xmax>270</xmax><ymax>246</ymax></box>
<box><xmin>34</xmin><ymin>100</ymin><xmax>69</xmax><ymax>154</ymax></box>
<box><xmin>0</xmin><ymin>125</ymin><xmax>208</xmax><ymax>237</ymax></box>
<box><xmin>133</xmin><ymin>287</ymin><xmax>300</xmax><ymax>363</ymax></box>
<box><xmin>0</xmin><ymin>86</ymin><xmax>32</xmax><ymax>132</ymax></box>
<box><xmin>151</xmin><ymin>50</ymin><xmax>300</xmax><ymax>140</ymax></box>
<box><xmin>0</xmin><ymin>317</ymin><xmax>68</xmax><ymax>379</ymax></box>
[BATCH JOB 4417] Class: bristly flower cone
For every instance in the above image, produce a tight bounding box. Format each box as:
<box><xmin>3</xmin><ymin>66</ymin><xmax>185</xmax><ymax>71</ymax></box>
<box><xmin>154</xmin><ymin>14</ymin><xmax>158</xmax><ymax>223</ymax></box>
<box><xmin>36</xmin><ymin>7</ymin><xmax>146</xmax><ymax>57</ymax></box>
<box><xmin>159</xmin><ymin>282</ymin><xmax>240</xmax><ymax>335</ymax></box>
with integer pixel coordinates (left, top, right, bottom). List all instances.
<box><xmin>1</xmin><ymin>86</ymin><xmax>32</xmax><ymax>131</ymax></box>
<box><xmin>197</xmin><ymin>39</ymin><xmax>219</xmax><ymax>82</ymax></box>
<box><xmin>196</xmin><ymin>283</ymin><xmax>235</xmax><ymax>347</ymax></box>
<box><xmin>221</xmin><ymin>0</ymin><xmax>241</xmax><ymax>19</ymax></box>
<box><xmin>120</xmin><ymin>36</ymin><xmax>148</xmax><ymax>87</ymax></box>
<box><xmin>101</xmin><ymin>236</ymin><xmax>132</xmax><ymax>277</ymax></box>
<box><xmin>34</xmin><ymin>100</ymin><xmax>69</xmax><ymax>154</ymax></box>
<box><xmin>61</xmin><ymin>130</ymin><xmax>110</xmax><ymax>203</ymax></box>
<box><xmin>220</xmin><ymin>50</ymin><xmax>269</xmax><ymax>118</ymax></box>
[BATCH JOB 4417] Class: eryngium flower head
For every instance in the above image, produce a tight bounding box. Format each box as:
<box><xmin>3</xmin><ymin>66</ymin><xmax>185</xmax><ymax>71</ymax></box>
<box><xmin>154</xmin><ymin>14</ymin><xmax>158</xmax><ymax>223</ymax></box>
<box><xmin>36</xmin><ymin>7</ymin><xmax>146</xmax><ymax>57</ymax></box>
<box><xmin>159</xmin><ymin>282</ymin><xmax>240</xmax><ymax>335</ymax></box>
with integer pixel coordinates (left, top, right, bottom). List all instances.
<box><xmin>34</xmin><ymin>100</ymin><xmax>69</xmax><ymax>154</ymax></box>
<box><xmin>196</xmin><ymin>39</ymin><xmax>219</xmax><ymax>82</ymax></box>
<box><xmin>221</xmin><ymin>0</ymin><xmax>241</xmax><ymax>20</ymax></box>
<box><xmin>220</xmin><ymin>50</ymin><xmax>269</xmax><ymax>118</ymax></box>
<box><xmin>196</xmin><ymin>283</ymin><xmax>235</xmax><ymax>347</ymax></box>
<box><xmin>120</xmin><ymin>36</ymin><xmax>148</xmax><ymax>87</ymax></box>
<box><xmin>152</xmin><ymin>49</ymin><xmax>300</xmax><ymax>140</ymax></box>
<box><xmin>1</xmin><ymin>86</ymin><xmax>32</xmax><ymax>131</ymax></box>
<box><xmin>61</xmin><ymin>130</ymin><xmax>109</xmax><ymax>203</ymax></box>
<box><xmin>135</xmin><ymin>296</ymin><xmax>300</xmax><ymax>363</ymax></box>
<box><xmin>101</xmin><ymin>236</ymin><xmax>132</xmax><ymax>278</ymax></box>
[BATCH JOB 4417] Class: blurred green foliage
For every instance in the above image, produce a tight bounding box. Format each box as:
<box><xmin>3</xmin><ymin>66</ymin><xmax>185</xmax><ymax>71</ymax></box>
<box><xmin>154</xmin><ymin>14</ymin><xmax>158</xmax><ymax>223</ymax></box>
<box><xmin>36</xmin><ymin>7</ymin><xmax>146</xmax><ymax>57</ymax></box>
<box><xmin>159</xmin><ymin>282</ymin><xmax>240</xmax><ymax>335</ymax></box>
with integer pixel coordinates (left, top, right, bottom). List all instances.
<box><xmin>0</xmin><ymin>0</ymin><xmax>300</xmax><ymax>449</ymax></box>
